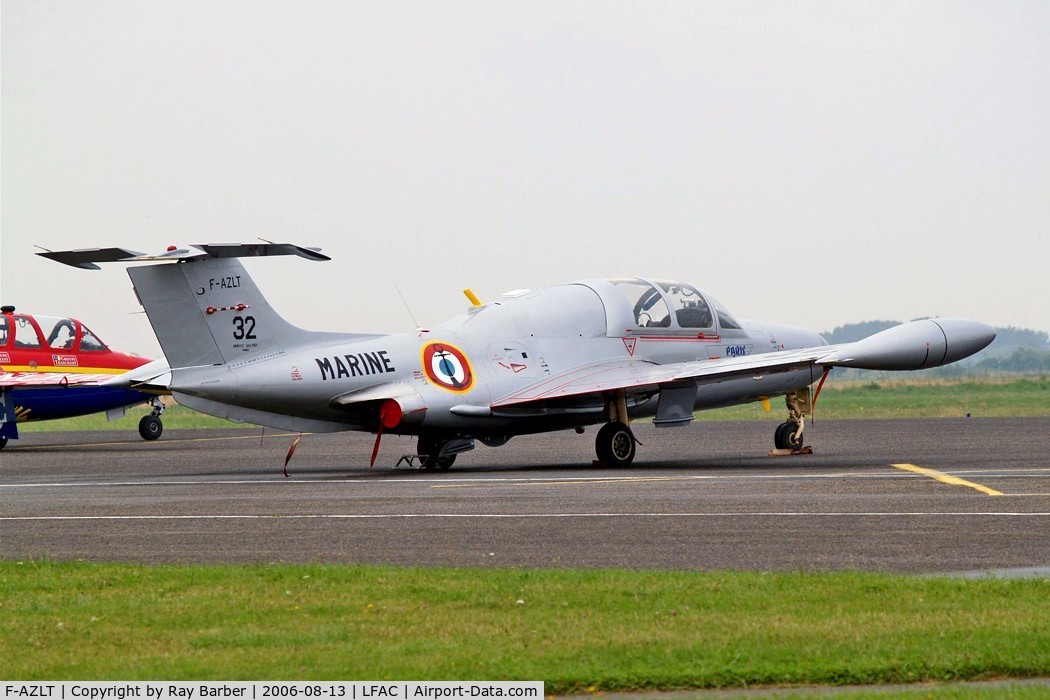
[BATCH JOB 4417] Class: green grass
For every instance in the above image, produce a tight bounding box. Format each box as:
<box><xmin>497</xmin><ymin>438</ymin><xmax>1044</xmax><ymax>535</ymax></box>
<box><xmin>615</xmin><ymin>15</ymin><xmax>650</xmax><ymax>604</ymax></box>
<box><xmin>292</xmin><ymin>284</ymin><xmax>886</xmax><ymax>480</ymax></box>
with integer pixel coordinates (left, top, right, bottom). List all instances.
<box><xmin>15</xmin><ymin>376</ymin><xmax>1050</xmax><ymax>434</ymax></box>
<box><xmin>700</xmin><ymin>376</ymin><xmax>1050</xmax><ymax>420</ymax></box>
<box><xmin>17</xmin><ymin>403</ymin><xmax>245</xmax><ymax>432</ymax></box>
<box><xmin>2</xmin><ymin>563</ymin><xmax>1048</xmax><ymax>690</ymax></box>
<box><xmin>774</xmin><ymin>683</ymin><xmax>1050</xmax><ymax>698</ymax></box>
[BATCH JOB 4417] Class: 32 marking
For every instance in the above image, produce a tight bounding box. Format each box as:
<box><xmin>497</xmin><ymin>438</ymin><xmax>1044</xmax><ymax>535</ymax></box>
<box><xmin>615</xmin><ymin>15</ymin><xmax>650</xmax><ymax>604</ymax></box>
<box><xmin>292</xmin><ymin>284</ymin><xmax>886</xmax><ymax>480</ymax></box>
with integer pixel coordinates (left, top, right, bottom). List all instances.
<box><xmin>233</xmin><ymin>316</ymin><xmax>257</xmax><ymax>340</ymax></box>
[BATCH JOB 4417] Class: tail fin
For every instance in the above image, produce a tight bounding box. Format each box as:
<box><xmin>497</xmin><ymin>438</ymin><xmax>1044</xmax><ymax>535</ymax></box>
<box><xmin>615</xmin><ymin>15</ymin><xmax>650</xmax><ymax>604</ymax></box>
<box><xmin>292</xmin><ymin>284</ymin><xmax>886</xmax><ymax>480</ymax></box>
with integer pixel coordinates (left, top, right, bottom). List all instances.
<box><xmin>39</xmin><ymin>243</ymin><xmax>331</xmax><ymax>370</ymax></box>
<box><xmin>129</xmin><ymin>257</ymin><xmax>301</xmax><ymax>368</ymax></box>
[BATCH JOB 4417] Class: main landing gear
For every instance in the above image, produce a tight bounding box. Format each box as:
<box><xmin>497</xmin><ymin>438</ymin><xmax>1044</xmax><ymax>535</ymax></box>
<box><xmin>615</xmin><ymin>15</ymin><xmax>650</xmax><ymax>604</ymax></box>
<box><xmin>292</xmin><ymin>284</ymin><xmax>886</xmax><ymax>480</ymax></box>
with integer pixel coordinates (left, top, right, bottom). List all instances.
<box><xmin>415</xmin><ymin>434</ymin><xmax>475</xmax><ymax>470</ymax></box>
<box><xmin>594</xmin><ymin>390</ymin><xmax>638</xmax><ymax>467</ymax></box>
<box><xmin>773</xmin><ymin>421</ymin><xmax>801</xmax><ymax>450</ymax></box>
<box><xmin>772</xmin><ymin>390</ymin><xmax>808</xmax><ymax>453</ymax></box>
<box><xmin>417</xmin><ymin>434</ymin><xmax>455</xmax><ymax>470</ymax></box>
<box><xmin>138</xmin><ymin>397</ymin><xmax>165</xmax><ymax>441</ymax></box>
<box><xmin>595</xmin><ymin>421</ymin><xmax>636</xmax><ymax>467</ymax></box>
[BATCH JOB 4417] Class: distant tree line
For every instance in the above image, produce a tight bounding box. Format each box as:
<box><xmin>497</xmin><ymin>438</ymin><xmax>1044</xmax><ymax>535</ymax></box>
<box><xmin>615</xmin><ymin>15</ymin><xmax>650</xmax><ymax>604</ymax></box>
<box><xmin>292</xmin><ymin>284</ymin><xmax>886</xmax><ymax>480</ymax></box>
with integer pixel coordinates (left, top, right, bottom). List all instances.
<box><xmin>820</xmin><ymin>321</ymin><xmax>1050</xmax><ymax>379</ymax></box>
<box><xmin>969</xmin><ymin>346</ymin><xmax>1050</xmax><ymax>373</ymax></box>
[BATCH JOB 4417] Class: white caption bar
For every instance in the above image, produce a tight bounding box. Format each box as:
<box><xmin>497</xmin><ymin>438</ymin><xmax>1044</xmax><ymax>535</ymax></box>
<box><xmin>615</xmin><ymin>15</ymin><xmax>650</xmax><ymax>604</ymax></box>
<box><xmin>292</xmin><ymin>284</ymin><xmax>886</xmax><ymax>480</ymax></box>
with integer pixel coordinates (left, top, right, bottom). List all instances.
<box><xmin>2</xmin><ymin>684</ymin><xmax>544</xmax><ymax>700</ymax></box>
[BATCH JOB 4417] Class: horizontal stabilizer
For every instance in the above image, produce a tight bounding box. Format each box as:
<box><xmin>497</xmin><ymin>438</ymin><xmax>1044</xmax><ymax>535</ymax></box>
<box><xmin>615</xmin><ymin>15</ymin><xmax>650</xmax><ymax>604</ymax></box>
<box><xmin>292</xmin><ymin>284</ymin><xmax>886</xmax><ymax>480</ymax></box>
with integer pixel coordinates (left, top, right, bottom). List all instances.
<box><xmin>193</xmin><ymin>243</ymin><xmax>330</xmax><ymax>261</ymax></box>
<box><xmin>37</xmin><ymin>247</ymin><xmax>146</xmax><ymax>270</ymax></box>
<box><xmin>117</xmin><ymin>248</ymin><xmax>198</xmax><ymax>262</ymax></box>
<box><xmin>37</xmin><ymin>242</ymin><xmax>330</xmax><ymax>268</ymax></box>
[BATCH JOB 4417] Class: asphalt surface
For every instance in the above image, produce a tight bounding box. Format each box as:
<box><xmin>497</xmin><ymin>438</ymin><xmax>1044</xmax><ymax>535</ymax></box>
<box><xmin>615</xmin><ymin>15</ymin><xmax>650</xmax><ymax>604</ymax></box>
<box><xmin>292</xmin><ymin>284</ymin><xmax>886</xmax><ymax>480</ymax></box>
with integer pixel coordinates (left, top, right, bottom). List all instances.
<box><xmin>2</xmin><ymin>418</ymin><xmax>1048</xmax><ymax>572</ymax></box>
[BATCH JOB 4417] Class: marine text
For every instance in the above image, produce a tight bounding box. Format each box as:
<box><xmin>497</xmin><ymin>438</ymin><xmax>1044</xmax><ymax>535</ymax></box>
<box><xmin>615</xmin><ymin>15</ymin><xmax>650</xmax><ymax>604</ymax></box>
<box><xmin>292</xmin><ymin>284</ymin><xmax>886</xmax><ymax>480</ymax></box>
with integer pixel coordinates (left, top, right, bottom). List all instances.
<box><xmin>315</xmin><ymin>351</ymin><xmax>396</xmax><ymax>380</ymax></box>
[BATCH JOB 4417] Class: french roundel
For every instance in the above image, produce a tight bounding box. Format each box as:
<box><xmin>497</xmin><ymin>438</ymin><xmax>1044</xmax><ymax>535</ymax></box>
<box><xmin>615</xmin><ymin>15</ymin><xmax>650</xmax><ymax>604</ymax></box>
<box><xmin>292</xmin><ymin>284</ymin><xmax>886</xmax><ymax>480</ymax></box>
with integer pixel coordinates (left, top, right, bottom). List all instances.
<box><xmin>421</xmin><ymin>342</ymin><xmax>474</xmax><ymax>393</ymax></box>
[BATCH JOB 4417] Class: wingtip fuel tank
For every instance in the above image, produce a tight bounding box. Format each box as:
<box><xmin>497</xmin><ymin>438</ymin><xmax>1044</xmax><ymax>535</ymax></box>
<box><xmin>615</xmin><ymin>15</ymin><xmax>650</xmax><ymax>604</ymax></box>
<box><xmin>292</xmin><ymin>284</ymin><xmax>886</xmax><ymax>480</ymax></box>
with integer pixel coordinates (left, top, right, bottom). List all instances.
<box><xmin>821</xmin><ymin>318</ymin><xmax>996</xmax><ymax>371</ymax></box>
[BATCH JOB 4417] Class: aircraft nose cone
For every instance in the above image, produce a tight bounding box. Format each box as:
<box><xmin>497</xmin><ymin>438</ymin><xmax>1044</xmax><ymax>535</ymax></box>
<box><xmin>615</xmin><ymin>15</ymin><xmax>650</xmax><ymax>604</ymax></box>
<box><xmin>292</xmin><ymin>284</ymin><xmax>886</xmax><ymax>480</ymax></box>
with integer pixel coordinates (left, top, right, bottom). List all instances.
<box><xmin>935</xmin><ymin>318</ymin><xmax>997</xmax><ymax>365</ymax></box>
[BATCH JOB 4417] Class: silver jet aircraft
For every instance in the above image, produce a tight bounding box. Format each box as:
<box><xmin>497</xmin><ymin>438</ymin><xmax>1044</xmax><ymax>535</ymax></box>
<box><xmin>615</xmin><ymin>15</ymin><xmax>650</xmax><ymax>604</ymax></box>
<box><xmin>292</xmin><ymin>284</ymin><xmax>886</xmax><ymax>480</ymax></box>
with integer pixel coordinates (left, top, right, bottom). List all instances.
<box><xmin>42</xmin><ymin>244</ymin><xmax>996</xmax><ymax>468</ymax></box>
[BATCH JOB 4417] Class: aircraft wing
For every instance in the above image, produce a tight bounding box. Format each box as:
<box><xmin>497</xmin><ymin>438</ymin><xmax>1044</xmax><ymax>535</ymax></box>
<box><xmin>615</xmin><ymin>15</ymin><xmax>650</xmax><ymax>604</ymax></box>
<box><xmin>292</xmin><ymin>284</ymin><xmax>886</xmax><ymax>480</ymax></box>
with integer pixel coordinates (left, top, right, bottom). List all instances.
<box><xmin>0</xmin><ymin>371</ymin><xmax>119</xmax><ymax>388</ymax></box>
<box><xmin>491</xmin><ymin>347</ymin><xmax>831</xmax><ymax>409</ymax></box>
<box><xmin>491</xmin><ymin>317</ymin><xmax>997</xmax><ymax>411</ymax></box>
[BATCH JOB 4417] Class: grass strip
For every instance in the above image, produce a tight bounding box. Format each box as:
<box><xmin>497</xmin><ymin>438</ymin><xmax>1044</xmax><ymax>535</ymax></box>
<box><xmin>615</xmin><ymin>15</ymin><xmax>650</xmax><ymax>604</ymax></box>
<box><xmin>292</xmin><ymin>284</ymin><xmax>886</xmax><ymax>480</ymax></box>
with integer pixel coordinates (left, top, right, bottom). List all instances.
<box><xmin>2</xmin><ymin>563</ymin><xmax>1048</xmax><ymax>690</ymax></box>
<box><xmin>702</xmin><ymin>376</ymin><xmax>1050</xmax><ymax>420</ymax></box>
<box><xmin>750</xmin><ymin>681</ymin><xmax>1050</xmax><ymax>698</ymax></box>
<box><xmin>16</xmin><ymin>404</ymin><xmax>249</xmax><ymax>432</ymax></box>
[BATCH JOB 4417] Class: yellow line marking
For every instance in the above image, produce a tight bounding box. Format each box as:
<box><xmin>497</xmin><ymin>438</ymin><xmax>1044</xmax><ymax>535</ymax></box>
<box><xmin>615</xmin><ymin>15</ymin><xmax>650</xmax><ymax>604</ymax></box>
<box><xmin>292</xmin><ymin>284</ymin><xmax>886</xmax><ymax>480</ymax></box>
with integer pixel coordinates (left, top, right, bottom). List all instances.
<box><xmin>891</xmin><ymin>463</ymin><xmax>1004</xmax><ymax>496</ymax></box>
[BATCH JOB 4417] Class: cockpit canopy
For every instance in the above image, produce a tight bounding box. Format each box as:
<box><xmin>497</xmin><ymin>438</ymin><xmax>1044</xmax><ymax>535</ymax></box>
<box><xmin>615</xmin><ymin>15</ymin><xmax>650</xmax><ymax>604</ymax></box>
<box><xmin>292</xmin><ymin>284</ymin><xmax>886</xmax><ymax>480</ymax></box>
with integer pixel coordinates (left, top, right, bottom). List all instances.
<box><xmin>445</xmin><ymin>278</ymin><xmax>744</xmax><ymax>341</ymax></box>
<box><xmin>0</xmin><ymin>312</ymin><xmax>107</xmax><ymax>352</ymax></box>
<box><xmin>580</xmin><ymin>278</ymin><xmax>743</xmax><ymax>338</ymax></box>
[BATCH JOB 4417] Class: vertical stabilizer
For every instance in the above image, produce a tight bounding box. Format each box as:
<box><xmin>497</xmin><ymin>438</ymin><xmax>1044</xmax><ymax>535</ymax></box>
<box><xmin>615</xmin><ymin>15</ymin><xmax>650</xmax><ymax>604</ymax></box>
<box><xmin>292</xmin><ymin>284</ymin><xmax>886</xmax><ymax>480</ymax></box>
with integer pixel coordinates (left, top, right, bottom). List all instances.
<box><xmin>129</xmin><ymin>257</ymin><xmax>300</xmax><ymax>369</ymax></box>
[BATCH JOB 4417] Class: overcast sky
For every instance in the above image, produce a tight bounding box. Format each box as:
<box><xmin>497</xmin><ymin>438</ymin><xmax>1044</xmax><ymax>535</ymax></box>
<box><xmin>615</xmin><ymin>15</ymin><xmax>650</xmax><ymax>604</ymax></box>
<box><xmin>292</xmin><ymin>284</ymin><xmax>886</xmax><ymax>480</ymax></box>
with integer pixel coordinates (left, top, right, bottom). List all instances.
<box><xmin>3</xmin><ymin>1</ymin><xmax>1048</xmax><ymax>357</ymax></box>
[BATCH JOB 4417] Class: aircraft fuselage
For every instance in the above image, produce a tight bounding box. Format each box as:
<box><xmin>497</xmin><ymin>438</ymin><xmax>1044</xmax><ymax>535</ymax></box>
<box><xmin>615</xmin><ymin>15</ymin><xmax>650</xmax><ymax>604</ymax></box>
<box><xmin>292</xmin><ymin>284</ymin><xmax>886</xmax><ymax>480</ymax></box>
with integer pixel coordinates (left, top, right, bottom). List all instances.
<box><xmin>170</xmin><ymin>279</ymin><xmax>825</xmax><ymax>437</ymax></box>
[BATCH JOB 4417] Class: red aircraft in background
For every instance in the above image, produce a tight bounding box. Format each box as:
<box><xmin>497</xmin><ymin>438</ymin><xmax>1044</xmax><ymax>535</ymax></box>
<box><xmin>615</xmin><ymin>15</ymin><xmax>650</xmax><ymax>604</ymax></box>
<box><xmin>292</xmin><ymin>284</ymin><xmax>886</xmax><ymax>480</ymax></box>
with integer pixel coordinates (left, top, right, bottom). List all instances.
<box><xmin>0</xmin><ymin>305</ymin><xmax>165</xmax><ymax>448</ymax></box>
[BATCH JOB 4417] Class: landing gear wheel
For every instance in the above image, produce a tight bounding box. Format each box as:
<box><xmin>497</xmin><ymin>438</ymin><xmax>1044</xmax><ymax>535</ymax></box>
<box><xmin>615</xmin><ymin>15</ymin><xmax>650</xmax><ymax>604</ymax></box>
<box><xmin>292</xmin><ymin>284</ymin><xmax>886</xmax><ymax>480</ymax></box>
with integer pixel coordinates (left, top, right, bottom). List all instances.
<box><xmin>138</xmin><ymin>414</ymin><xmax>163</xmax><ymax>441</ymax></box>
<box><xmin>424</xmin><ymin>454</ymin><xmax>455</xmax><ymax>470</ymax></box>
<box><xmin>418</xmin><ymin>436</ymin><xmax>455</xmax><ymax>470</ymax></box>
<box><xmin>595</xmin><ymin>421</ymin><xmax>636</xmax><ymax>467</ymax></box>
<box><xmin>774</xmin><ymin>422</ymin><xmax>789</xmax><ymax>450</ymax></box>
<box><xmin>774</xmin><ymin>422</ymin><xmax>802</xmax><ymax>450</ymax></box>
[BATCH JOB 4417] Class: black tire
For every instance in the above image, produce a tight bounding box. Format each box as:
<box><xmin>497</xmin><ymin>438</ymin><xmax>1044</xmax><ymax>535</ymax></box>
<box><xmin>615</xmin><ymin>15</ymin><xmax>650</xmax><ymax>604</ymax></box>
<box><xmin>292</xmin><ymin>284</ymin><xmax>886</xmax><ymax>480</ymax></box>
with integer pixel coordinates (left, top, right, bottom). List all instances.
<box><xmin>0</xmin><ymin>437</ymin><xmax>7</xmax><ymax>450</ymax></box>
<box><xmin>423</xmin><ymin>454</ymin><xmax>456</xmax><ymax>470</ymax></box>
<box><xmin>595</xmin><ymin>421</ymin><xmax>636</xmax><ymax>467</ymax></box>
<box><xmin>138</xmin><ymin>414</ymin><xmax>163</xmax><ymax>441</ymax></box>
<box><xmin>418</xmin><ymin>436</ymin><xmax>455</xmax><ymax>470</ymax></box>
<box><xmin>774</xmin><ymin>422</ymin><xmax>801</xmax><ymax>450</ymax></box>
<box><xmin>774</xmin><ymin>422</ymin><xmax>791</xmax><ymax>450</ymax></box>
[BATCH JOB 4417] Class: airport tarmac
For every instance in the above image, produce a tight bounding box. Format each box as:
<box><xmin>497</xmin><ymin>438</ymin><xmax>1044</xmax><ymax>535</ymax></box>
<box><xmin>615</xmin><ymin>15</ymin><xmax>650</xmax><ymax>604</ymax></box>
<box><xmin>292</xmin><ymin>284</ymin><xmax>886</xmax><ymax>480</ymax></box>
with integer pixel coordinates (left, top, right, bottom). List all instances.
<box><xmin>1</xmin><ymin>418</ymin><xmax>1048</xmax><ymax>572</ymax></box>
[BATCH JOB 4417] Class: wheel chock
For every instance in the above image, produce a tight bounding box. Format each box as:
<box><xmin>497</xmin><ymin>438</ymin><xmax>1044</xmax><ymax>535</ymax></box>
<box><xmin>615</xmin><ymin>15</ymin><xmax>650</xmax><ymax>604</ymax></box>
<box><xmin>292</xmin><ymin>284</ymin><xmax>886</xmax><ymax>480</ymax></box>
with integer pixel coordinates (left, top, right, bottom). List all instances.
<box><xmin>768</xmin><ymin>445</ymin><xmax>813</xmax><ymax>456</ymax></box>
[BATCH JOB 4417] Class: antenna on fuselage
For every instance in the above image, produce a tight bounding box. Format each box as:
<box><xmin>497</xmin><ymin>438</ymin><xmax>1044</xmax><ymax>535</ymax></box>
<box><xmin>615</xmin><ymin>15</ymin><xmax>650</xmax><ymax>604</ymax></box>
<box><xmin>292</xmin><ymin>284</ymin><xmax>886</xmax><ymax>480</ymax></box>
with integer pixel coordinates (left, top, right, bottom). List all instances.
<box><xmin>393</xmin><ymin>282</ymin><xmax>423</xmax><ymax>331</ymax></box>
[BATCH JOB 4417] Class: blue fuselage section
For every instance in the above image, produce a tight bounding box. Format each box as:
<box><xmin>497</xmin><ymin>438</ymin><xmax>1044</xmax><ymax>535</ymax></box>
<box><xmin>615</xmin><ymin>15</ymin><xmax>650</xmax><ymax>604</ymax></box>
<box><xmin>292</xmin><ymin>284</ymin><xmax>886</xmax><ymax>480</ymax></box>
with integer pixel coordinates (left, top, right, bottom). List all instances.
<box><xmin>0</xmin><ymin>386</ymin><xmax>152</xmax><ymax>440</ymax></box>
<box><xmin>15</xmin><ymin>386</ymin><xmax>151</xmax><ymax>420</ymax></box>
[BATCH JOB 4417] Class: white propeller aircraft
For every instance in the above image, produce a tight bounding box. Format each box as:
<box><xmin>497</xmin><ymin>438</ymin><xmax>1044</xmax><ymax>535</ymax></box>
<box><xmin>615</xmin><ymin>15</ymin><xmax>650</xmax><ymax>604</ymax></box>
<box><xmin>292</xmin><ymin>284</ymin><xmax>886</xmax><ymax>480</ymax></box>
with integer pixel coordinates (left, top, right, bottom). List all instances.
<box><xmin>41</xmin><ymin>244</ymin><xmax>995</xmax><ymax>468</ymax></box>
